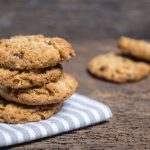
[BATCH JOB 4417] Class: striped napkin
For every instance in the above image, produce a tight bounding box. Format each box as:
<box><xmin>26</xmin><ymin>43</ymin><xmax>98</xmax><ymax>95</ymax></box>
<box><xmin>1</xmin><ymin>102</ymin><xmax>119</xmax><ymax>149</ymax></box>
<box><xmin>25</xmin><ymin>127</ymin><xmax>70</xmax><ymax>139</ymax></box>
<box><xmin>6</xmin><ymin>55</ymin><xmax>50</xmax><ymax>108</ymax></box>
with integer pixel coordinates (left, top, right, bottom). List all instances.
<box><xmin>0</xmin><ymin>93</ymin><xmax>112</xmax><ymax>147</ymax></box>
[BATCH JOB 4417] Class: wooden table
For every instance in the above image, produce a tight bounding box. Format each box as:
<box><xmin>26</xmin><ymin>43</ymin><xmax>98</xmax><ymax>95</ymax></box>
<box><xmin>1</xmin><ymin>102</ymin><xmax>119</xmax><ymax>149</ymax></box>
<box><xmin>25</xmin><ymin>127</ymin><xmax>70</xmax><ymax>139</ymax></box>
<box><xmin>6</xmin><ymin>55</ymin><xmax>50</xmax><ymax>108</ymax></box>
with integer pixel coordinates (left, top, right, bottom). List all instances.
<box><xmin>7</xmin><ymin>40</ymin><xmax>150</xmax><ymax>150</ymax></box>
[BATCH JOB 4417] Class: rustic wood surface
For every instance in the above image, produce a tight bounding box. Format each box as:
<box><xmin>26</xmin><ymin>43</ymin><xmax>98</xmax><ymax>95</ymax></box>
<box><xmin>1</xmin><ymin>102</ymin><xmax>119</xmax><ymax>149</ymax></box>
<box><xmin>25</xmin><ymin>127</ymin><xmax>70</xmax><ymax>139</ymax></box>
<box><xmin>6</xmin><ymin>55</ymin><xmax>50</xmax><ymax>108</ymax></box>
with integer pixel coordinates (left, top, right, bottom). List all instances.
<box><xmin>4</xmin><ymin>40</ymin><xmax>150</xmax><ymax>150</ymax></box>
<box><xmin>0</xmin><ymin>0</ymin><xmax>150</xmax><ymax>40</ymax></box>
<box><xmin>0</xmin><ymin>0</ymin><xmax>150</xmax><ymax>149</ymax></box>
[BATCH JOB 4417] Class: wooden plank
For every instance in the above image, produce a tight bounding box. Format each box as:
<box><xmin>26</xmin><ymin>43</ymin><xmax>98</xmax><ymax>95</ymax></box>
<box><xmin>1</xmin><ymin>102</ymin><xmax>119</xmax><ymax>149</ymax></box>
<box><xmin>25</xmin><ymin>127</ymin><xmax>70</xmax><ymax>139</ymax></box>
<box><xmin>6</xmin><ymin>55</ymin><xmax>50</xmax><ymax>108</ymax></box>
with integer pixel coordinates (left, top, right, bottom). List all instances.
<box><xmin>0</xmin><ymin>0</ymin><xmax>150</xmax><ymax>39</ymax></box>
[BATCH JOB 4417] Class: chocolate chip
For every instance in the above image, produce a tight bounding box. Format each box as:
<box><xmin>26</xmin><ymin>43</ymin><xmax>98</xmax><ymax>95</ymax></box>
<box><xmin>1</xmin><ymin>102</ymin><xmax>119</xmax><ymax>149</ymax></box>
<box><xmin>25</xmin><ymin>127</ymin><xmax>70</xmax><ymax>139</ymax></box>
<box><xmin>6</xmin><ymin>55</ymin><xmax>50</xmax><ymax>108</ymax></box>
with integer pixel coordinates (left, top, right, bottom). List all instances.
<box><xmin>99</xmin><ymin>66</ymin><xmax>107</xmax><ymax>71</ymax></box>
<box><xmin>13</xmin><ymin>79</ymin><xmax>20</xmax><ymax>84</ymax></box>
<box><xmin>44</xmin><ymin>40</ymin><xmax>51</xmax><ymax>45</ymax></box>
<box><xmin>13</xmin><ymin>52</ymin><xmax>24</xmax><ymax>59</ymax></box>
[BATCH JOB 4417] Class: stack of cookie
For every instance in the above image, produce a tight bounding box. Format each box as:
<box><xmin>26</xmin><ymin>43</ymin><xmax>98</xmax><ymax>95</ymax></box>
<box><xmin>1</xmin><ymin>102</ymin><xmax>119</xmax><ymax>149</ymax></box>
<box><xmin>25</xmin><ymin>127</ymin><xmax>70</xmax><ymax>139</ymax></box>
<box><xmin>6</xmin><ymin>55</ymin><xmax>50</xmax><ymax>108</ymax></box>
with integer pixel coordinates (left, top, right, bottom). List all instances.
<box><xmin>88</xmin><ymin>36</ymin><xmax>150</xmax><ymax>83</ymax></box>
<box><xmin>0</xmin><ymin>35</ymin><xmax>78</xmax><ymax>124</ymax></box>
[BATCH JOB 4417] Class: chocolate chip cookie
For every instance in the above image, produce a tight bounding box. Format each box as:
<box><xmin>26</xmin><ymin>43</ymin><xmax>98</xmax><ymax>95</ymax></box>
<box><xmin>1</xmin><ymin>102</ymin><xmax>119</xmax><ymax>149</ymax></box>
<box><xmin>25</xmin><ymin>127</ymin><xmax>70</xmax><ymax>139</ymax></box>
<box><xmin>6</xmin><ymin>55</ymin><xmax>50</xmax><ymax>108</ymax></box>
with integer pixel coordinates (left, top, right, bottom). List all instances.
<box><xmin>0</xmin><ymin>97</ymin><xmax>63</xmax><ymax>124</ymax></box>
<box><xmin>118</xmin><ymin>36</ymin><xmax>150</xmax><ymax>61</ymax></box>
<box><xmin>0</xmin><ymin>73</ymin><xmax>78</xmax><ymax>105</ymax></box>
<box><xmin>87</xmin><ymin>53</ymin><xmax>150</xmax><ymax>83</ymax></box>
<box><xmin>0</xmin><ymin>64</ymin><xmax>62</xmax><ymax>89</ymax></box>
<box><xmin>0</xmin><ymin>35</ymin><xmax>75</xmax><ymax>70</ymax></box>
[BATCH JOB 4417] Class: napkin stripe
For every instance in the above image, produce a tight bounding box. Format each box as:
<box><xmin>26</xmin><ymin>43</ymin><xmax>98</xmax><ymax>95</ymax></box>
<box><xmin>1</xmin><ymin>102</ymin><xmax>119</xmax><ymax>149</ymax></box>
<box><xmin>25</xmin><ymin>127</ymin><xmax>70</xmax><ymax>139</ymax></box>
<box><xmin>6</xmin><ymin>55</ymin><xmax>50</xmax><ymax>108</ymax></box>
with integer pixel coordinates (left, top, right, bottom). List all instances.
<box><xmin>65</xmin><ymin>106</ymin><xmax>91</xmax><ymax>124</ymax></box>
<box><xmin>65</xmin><ymin>102</ymin><xmax>102</xmax><ymax>122</ymax></box>
<box><xmin>1</xmin><ymin>125</ymin><xmax>24</xmax><ymax>142</ymax></box>
<box><xmin>70</xmin><ymin>97</ymin><xmax>111</xmax><ymax>118</ymax></box>
<box><xmin>26</xmin><ymin>124</ymin><xmax>43</xmax><ymax>138</ymax></box>
<box><xmin>59</xmin><ymin>111</ymin><xmax>81</xmax><ymax>128</ymax></box>
<box><xmin>0</xmin><ymin>126</ymin><xmax>18</xmax><ymax>143</ymax></box>
<box><xmin>70</xmin><ymin>97</ymin><xmax>107</xmax><ymax>117</ymax></box>
<box><xmin>51</xmin><ymin>117</ymin><xmax>70</xmax><ymax>131</ymax></box>
<box><xmin>66</xmin><ymin>103</ymin><xmax>105</xmax><ymax>124</ymax></box>
<box><xmin>33</xmin><ymin>123</ymin><xmax>48</xmax><ymax>137</ymax></box>
<box><xmin>53</xmin><ymin>107</ymin><xmax>84</xmax><ymax>130</ymax></box>
<box><xmin>0</xmin><ymin>129</ymin><xmax>12</xmax><ymax>145</ymax></box>
<box><xmin>12</xmin><ymin>126</ymin><xmax>31</xmax><ymax>140</ymax></box>
<box><xmin>63</xmin><ymin>108</ymin><xmax>87</xmax><ymax>126</ymax></box>
<box><xmin>28</xmin><ymin>124</ymin><xmax>48</xmax><ymax>137</ymax></box>
<box><xmin>50</xmin><ymin>118</ymin><xmax>68</xmax><ymax>131</ymax></box>
<box><xmin>17</xmin><ymin>125</ymin><xmax>37</xmax><ymax>140</ymax></box>
<box><xmin>56</xmin><ymin>114</ymin><xmax>77</xmax><ymax>129</ymax></box>
<box><xmin>39</xmin><ymin>122</ymin><xmax>53</xmax><ymax>134</ymax></box>
<box><xmin>50</xmin><ymin>123</ymin><xmax>59</xmax><ymax>134</ymax></box>
<box><xmin>0</xmin><ymin>132</ymin><xmax>7</xmax><ymax>145</ymax></box>
<box><xmin>0</xmin><ymin>93</ymin><xmax>112</xmax><ymax>147</ymax></box>
<box><xmin>61</xmin><ymin>108</ymin><xmax>83</xmax><ymax>126</ymax></box>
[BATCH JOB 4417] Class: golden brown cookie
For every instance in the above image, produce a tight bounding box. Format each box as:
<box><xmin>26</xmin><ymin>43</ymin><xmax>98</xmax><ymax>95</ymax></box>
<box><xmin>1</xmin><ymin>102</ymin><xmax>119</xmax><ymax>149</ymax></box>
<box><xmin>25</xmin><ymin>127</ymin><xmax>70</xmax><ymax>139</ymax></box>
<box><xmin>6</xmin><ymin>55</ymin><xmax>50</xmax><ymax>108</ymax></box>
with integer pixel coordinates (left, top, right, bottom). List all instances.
<box><xmin>0</xmin><ymin>64</ymin><xmax>62</xmax><ymax>89</ymax></box>
<box><xmin>0</xmin><ymin>73</ymin><xmax>78</xmax><ymax>105</ymax></box>
<box><xmin>118</xmin><ymin>36</ymin><xmax>150</xmax><ymax>61</ymax></box>
<box><xmin>0</xmin><ymin>97</ymin><xmax>63</xmax><ymax>124</ymax></box>
<box><xmin>0</xmin><ymin>35</ymin><xmax>75</xmax><ymax>70</ymax></box>
<box><xmin>87</xmin><ymin>53</ymin><xmax>150</xmax><ymax>83</ymax></box>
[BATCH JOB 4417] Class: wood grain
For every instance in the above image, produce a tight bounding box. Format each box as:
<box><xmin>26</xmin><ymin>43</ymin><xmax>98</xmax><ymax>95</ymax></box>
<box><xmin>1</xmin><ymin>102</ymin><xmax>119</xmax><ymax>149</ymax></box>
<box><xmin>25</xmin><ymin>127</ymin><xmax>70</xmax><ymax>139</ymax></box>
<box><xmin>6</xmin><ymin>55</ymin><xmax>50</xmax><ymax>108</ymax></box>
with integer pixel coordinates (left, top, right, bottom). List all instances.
<box><xmin>0</xmin><ymin>0</ymin><xmax>150</xmax><ymax>39</ymax></box>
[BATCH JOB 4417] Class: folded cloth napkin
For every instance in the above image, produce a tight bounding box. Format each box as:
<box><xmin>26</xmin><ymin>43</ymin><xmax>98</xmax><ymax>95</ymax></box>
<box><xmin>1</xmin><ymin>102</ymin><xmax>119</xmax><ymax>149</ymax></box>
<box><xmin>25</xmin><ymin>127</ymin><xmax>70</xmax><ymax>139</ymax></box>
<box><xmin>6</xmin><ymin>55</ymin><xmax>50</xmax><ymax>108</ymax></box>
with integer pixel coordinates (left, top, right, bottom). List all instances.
<box><xmin>0</xmin><ymin>93</ymin><xmax>112</xmax><ymax>147</ymax></box>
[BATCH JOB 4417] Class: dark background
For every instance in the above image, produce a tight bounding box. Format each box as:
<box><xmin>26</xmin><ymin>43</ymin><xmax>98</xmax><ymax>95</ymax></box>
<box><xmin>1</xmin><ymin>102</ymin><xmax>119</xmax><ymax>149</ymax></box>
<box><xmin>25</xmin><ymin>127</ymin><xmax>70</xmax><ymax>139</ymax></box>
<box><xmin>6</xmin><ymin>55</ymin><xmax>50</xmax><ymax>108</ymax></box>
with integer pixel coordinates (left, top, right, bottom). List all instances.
<box><xmin>1</xmin><ymin>1</ymin><xmax>150</xmax><ymax>150</ymax></box>
<box><xmin>0</xmin><ymin>0</ymin><xmax>150</xmax><ymax>40</ymax></box>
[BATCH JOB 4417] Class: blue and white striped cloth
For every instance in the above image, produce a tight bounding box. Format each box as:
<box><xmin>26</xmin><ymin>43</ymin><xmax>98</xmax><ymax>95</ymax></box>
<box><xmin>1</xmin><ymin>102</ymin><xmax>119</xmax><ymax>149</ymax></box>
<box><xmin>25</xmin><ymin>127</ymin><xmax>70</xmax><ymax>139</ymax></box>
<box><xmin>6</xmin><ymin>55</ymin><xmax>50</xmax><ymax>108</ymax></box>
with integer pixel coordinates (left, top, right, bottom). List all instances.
<box><xmin>0</xmin><ymin>93</ymin><xmax>112</xmax><ymax>147</ymax></box>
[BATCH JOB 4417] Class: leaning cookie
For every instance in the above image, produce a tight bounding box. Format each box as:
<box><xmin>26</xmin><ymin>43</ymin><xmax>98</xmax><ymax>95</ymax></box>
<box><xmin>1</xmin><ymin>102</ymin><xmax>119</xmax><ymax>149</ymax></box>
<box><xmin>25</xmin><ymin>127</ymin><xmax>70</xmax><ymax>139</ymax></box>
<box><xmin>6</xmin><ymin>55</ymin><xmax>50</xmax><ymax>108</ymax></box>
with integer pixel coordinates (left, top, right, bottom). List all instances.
<box><xmin>0</xmin><ymin>97</ymin><xmax>63</xmax><ymax>124</ymax></box>
<box><xmin>118</xmin><ymin>36</ymin><xmax>150</xmax><ymax>61</ymax></box>
<box><xmin>0</xmin><ymin>73</ymin><xmax>78</xmax><ymax>105</ymax></box>
<box><xmin>87</xmin><ymin>53</ymin><xmax>150</xmax><ymax>83</ymax></box>
<box><xmin>0</xmin><ymin>35</ymin><xmax>75</xmax><ymax>70</ymax></box>
<box><xmin>0</xmin><ymin>64</ymin><xmax>62</xmax><ymax>89</ymax></box>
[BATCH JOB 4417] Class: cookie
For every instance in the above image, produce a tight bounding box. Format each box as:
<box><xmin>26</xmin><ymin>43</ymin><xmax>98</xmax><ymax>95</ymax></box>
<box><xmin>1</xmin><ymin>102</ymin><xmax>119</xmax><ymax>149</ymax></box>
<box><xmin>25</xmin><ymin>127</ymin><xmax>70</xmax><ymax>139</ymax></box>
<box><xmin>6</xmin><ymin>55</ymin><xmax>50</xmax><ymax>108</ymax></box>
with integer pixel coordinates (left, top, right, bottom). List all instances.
<box><xmin>118</xmin><ymin>36</ymin><xmax>150</xmax><ymax>61</ymax></box>
<box><xmin>0</xmin><ymin>35</ymin><xmax>75</xmax><ymax>70</ymax></box>
<box><xmin>0</xmin><ymin>98</ymin><xmax>62</xmax><ymax>124</ymax></box>
<box><xmin>87</xmin><ymin>53</ymin><xmax>150</xmax><ymax>83</ymax></box>
<box><xmin>0</xmin><ymin>64</ymin><xmax>63</xmax><ymax>89</ymax></box>
<box><xmin>0</xmin><ymin>73</ymin><xmax>78</xmax><ymax>105</ymax></box>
